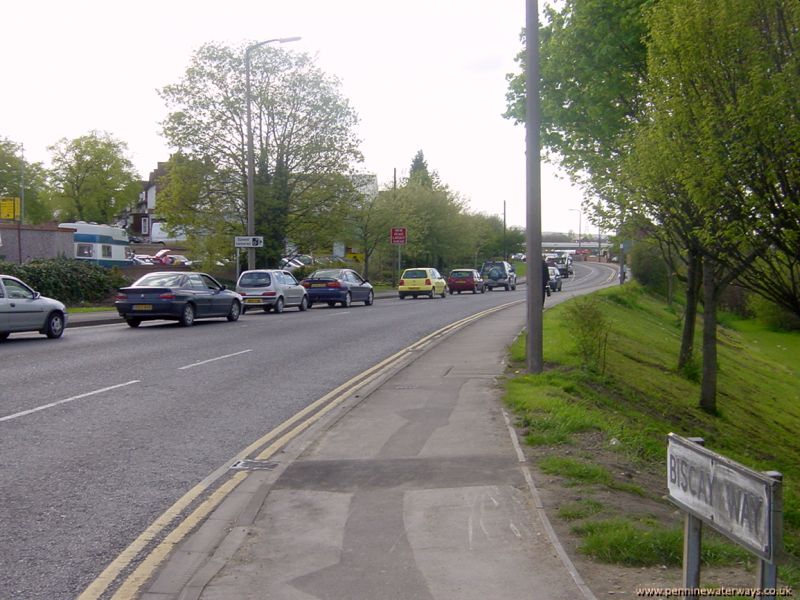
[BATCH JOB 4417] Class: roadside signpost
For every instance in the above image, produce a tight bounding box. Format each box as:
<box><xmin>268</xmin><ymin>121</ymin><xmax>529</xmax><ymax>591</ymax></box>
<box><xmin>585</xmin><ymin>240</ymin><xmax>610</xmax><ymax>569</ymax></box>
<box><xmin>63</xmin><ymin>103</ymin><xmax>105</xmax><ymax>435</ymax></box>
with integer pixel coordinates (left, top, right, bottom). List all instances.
<box><xmin>234</xmin><ymin>236</ymin><xmax>264</xmax><ymax>279</ymax></box>
<box><xmin>390</xmin><ymin>227</ymin><xmax>406</xmax><ymax>285</ymax></box>
<box><xmin>667</xmin><ymin>434</ymin><xmax>783</xmax><ymax>599</ymax></box>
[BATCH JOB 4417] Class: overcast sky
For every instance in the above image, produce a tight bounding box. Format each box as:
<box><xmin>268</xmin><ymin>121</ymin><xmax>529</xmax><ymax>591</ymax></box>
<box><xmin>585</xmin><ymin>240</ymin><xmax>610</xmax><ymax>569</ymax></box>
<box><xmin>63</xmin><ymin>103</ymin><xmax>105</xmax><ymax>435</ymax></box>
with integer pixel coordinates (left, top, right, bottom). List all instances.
<box><xmin>2</xmin><ymin>0</ymin><xmax>591</xmax><ymax>234</ymax></box>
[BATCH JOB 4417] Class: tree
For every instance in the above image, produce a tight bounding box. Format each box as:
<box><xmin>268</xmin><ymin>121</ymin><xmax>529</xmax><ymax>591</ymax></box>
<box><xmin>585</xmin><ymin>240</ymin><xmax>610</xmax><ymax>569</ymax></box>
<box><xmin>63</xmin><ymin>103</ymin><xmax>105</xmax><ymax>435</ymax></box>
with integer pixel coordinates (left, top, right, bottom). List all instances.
<box><xmin>159</xmin><ymin>42</ymin><xmax>362</xmax><ymax>266</ymax></box>
<box><xmin>49</xmin><ymin>131</ymin><xmax>140</xmax><ymax>224</ymax></box>
<box><xmin>407</xmin><ymin>150</ymin><xmax>438</xmax><ymax>189</ymax></box>
<box><xmin>0</xmin><ymin>137</ymin><xmax>54</xmax><ymax>224</ymax></box>
<box><xmin>636</xmin><ymin>0</ymin><xmax>799</xmax><ymax>412</ymax></box>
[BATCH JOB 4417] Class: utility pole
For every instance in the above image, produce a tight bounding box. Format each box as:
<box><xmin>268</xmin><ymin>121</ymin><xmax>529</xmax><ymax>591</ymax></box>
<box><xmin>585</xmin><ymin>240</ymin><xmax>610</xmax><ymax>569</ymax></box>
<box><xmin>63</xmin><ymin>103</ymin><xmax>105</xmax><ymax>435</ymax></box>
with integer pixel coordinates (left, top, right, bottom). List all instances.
<box><xmin>525</xmin><ymin>0</ymin><xmax>543</xmax><ymax>374</ymax></box>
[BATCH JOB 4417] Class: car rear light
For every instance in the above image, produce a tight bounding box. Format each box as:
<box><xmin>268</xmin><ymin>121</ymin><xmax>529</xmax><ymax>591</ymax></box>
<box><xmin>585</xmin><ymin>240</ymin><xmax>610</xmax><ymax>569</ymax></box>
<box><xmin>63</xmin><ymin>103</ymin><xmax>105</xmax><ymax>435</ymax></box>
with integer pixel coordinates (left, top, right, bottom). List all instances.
<box><xmin>159</xmin><ymin>293</ymin><xmax>176</xmax><ymax>300</ymax></box>
<box><xmin>262</xmin><ymin>291</ymin><xmax>277</xmax><ymax>297</ymax></box>
<box><xmin>425</xmin><ymin>278</ymin><xmax>431</xmax><ymax>285</ymax></box>
<box><xmin>328</xmin><ymin>281</ymin><xmax>341</xmax><ymax>288</ymax></box>
<box><xmin>399</xmin><ymin>279</ymin><xmax>405</xmax><ymax>286</ymax></box>
<box><xmin>115</xmin><ymin>293</ymin><xmax>127</xmax><ymax>301</ymax></box>
<box><xmin>301</xmin><ymin>281</ymin><xmax>310</xmax><ymax>288</ymax></box>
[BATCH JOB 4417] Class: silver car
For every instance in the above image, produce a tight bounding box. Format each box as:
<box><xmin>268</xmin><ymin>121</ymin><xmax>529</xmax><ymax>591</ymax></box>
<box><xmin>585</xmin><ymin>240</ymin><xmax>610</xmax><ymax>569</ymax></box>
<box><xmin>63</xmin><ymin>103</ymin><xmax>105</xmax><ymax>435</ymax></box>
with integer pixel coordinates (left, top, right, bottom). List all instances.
<box><xmin>236</xmin><ymin>269</ymin><xmax>309</xmax><ymax>313</ymax></box>
<box><xmin>0</xmin><ymin>275</ymin><xmax>68</xmax><ymax>340</ymax></box>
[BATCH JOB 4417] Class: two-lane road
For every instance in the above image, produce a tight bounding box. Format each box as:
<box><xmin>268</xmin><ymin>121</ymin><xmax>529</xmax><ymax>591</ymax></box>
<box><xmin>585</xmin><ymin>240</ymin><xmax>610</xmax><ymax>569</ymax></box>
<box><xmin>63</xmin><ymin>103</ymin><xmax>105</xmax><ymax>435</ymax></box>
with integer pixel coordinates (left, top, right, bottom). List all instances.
<box><xmin>0</xmin><ymin>261</ymin><xmax>616</xmax><ymax>599</ymax></box>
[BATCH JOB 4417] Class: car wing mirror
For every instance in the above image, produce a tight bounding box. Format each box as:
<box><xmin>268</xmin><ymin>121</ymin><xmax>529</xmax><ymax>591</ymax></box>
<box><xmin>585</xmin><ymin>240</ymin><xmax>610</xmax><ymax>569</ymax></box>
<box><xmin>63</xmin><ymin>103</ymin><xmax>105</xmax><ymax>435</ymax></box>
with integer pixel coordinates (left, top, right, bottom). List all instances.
<box><xmin>33</xmin><ymin>291</ymin><xmax>41</xmax><ymax>299</ymax></box>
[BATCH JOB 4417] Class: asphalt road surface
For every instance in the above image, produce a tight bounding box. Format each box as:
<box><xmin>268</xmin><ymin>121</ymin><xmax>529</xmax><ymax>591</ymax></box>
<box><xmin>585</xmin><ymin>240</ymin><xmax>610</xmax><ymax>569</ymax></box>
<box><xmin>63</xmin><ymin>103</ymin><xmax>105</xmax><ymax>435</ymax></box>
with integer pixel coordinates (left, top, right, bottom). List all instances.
<box><xmin>0</xmin><ymin>261</ymin><xmax>617</xmax><ymax>599</ymax></box>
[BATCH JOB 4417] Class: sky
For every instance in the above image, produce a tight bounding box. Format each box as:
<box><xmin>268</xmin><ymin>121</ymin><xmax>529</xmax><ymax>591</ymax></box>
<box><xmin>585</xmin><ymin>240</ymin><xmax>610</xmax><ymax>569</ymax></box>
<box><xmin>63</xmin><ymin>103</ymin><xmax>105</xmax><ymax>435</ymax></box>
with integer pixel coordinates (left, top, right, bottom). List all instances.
<box><xmin>2</xmin><ymin>0</ymin><xmax>591</xmax><ymax>234</ymax></box>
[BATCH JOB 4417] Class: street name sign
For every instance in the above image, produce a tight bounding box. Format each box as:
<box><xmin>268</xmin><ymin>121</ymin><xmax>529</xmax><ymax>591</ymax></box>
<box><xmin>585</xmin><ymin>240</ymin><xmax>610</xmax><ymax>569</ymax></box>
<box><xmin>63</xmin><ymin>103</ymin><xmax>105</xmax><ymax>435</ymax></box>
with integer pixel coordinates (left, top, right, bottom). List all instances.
<box><xmin>235</xmin><ymin>236</ymin><xmax>264</xmax><ymax>248</ymax></box>
<box><xmin>667</xmin><ymin>433</ymin><xmax>781</xmax><ymax>561</ymax></box>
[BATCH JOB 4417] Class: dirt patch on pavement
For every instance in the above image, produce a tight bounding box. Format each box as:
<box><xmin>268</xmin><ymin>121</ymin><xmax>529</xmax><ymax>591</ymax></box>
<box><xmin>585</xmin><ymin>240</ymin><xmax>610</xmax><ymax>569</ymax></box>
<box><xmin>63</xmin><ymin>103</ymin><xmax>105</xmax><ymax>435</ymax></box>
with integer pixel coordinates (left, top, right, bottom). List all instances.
<box><xmin>515</xmin><ymin>428</ymin><xmax>760</xmax><ymax>598</ymax></box>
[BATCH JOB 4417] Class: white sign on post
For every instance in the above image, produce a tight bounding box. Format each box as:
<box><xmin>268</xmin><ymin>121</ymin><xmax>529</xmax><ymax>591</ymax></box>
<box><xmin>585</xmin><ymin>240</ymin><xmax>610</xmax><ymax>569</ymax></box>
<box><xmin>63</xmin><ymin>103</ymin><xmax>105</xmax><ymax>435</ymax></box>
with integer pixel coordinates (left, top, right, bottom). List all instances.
<box><xmin>235</xmin><ymin>236</ymin><xmax>264</xmax><ymax>248</ymax></box>
<box><xmin>667</xmin><ymin>433</ymin><xmax>781</xmax><ymax>561</ymax></box>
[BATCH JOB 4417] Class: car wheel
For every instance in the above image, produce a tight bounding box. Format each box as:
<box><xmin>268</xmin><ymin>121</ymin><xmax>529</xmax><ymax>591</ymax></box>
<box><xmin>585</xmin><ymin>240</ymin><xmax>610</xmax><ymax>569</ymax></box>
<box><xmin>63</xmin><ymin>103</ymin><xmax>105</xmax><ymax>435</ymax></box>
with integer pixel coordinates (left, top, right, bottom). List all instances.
<box><xmin>428</xmin><ymin>288</ymin><xmax>435</xmax><ymax>299</ymax></box>
<box><xmin>299</xmin><ymin>295</ymin><xmax>308</xmax><ymax>311</ymax></box>
<box><xmin>227</xmin><ymin>300</ymin><xmax>241</xmax><ymax>321</ymax></box>
<box><xmin>398</xmin><ymin>294</ymin><xmax>405</xmax><ymax>300</ymax></box>
<box><xmin>307</xmin><ymin>300</ymin><xmax>314</xmax><ymax>309</ymax></box>
<box><xmin>341</xmin><ymin>292</ymin><xmax>351</xmax><ymax>308</ymax></box>
<box><xmin>263</xmin><ymin>306</ymin><xmax>271</xmax><ymax>313</ymax></box>
<box><xmin>327</xmin><ymin>301</ymin><xmax>336</xmax><ymax>307</ymax></box>
<box><xmin>365</xmin><ymin>290</ymin><xmax>374</xmax><ymax>306</ymax></box>
<box><xmin>0</xmin><ymin>332</ymin><xmax>9</xmax><ymax>341</ymax></box>
<box><xmin>241</xmin><ymin>306</ymin><xmax>247</xmax><ymax>315</ymax></box>
<box><xmin>472</xmin><ymin>286</ymin><xmax>477</xmax><ymax>294</ymax></box>
<box><xmin>440</xmin><ymin>287</ymin><xmax>447</xmax><ymax>298</ymax></box>
<box><xmin>274</xmin><ymin>297</ymin><xmax>285</xmax><ymax>314</ymax></box>
<box><xmin>504</xmin><ymin>283</ymin><xmax>510</xmax><ymax>291</ymax></box>
<box><xmin>511</xmin><ymin>283</ymin><xmax>517</xmax><ymax>291</ymax></box>
<box><xmin>44</xmin><ymin>312</ymin><xmax>66</xmax><ymax>338</ymax></box>
<box><xmin>126</xmin><ymin>318</ymin><xmax>141</xmax><ymax>328</ymax></box>
<box><xmin>179</xmin><ymin>303</ymin><xmax>195</xmax><ymax>327</ymax></box>
<box><xmin>481</xmin><ymin>285</ymin><xmax>485</xmax><ymax>293</ymax></box>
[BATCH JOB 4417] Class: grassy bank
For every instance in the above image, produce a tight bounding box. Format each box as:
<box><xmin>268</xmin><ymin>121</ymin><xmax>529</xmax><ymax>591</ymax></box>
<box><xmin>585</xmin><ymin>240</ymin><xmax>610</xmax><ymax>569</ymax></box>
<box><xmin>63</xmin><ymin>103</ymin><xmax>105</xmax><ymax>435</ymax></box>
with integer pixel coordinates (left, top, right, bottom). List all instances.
<box><xmin>504</xmin><ymin>283</ymin><xmax>800</xmax><ymax>584</ymax></box>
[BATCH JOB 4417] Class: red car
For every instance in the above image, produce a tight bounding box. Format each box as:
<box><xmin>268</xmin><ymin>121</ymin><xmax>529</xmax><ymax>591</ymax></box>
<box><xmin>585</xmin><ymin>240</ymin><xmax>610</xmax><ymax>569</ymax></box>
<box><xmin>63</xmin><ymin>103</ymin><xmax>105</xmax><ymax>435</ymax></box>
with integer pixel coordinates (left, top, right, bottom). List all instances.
<box><xmin>446</xmin><ymin>269</ymin><xmax>485</xmax><ymax>294</ymax></box>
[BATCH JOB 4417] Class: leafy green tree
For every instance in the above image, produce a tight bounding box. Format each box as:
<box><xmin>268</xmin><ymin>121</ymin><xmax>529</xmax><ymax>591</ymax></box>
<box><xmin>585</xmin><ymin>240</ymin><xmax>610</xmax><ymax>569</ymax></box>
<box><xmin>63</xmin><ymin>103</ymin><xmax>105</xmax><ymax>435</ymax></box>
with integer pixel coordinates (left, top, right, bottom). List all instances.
<box><xmin>48</xmin><ymin>131</ymin><xmax>140</xmax><ymax>224</ymax></box>
<box><xmin>638</xmin><ymin>0</ymin><xmax>799</xmax><ymax>412</ymax></box>
<box><xmin>159</xmin><ymin>42</ymin><xmax>362</xmax><ymax>266</ymax></box>
<box><xmin>407</xmin><ymin>150</ymin><xmax>438</xmax><ymax>189</ymax></box>
<box><xmin>0</xmin><ymin>137</ymin><xmax>55</xmax><ymax>224</ymax></box>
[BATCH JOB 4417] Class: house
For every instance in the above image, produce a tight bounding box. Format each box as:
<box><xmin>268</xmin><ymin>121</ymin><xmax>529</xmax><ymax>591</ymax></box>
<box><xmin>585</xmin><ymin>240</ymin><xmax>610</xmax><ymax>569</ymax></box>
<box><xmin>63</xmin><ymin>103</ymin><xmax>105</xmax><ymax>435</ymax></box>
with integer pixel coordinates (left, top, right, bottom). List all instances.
<box><xmin>122</xmin><ymin>162</ymin><xmax>186</xmax><ymax>243</ymax></box>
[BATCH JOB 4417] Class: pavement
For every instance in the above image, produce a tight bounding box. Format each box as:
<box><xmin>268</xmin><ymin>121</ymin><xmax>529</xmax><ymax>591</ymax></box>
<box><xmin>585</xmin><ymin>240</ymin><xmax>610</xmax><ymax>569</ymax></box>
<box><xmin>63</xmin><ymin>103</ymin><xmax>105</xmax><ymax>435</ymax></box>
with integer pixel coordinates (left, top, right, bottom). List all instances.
<box><xmin>90</xmin><ymin>296</ymin><xmax>593</xmax><ymax>600</ymax></box>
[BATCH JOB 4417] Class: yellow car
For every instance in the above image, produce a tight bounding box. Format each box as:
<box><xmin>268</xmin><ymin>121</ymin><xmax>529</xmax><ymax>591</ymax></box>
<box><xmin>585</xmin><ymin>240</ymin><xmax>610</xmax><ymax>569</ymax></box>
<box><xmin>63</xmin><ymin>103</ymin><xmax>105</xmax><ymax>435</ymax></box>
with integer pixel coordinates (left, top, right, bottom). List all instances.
<box><xmin>398</xmin><ymin>267</ymin><xmax>447</xmax><ymax>299</ymax></box>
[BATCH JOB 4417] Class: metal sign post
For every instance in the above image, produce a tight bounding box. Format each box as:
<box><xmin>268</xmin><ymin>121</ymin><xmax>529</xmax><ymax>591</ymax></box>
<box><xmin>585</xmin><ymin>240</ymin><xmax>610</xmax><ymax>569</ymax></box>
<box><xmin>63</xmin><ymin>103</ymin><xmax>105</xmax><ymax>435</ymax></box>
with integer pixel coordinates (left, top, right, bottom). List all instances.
<box><xmin>667</xmin><ymin>434</ymin><xmax>783</xmax><ymax>599</ymax></box>
<box><xmin>390</xmin><ymin>227</ymin><xmax>406</xmax><ymax>284</ymax></box>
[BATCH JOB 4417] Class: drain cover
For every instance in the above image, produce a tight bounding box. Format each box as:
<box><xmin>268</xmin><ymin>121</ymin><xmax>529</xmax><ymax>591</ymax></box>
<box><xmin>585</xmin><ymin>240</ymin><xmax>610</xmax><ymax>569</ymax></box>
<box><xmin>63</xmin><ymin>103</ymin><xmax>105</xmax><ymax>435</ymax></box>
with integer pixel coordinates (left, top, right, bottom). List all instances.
<box><xmin>230</xmin><ymin>459</ymin><xmax>279</xmax><ymax>471</ymax></box>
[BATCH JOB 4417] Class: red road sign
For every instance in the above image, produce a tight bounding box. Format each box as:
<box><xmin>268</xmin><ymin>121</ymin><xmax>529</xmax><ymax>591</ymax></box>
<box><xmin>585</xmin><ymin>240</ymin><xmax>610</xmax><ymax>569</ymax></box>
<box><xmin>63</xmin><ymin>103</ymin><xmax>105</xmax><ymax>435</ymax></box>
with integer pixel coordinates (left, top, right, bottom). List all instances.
<box><xmin>390</xmin><ymin>227</ymin><xmax>407</xmax><ymax>245</ymax></box>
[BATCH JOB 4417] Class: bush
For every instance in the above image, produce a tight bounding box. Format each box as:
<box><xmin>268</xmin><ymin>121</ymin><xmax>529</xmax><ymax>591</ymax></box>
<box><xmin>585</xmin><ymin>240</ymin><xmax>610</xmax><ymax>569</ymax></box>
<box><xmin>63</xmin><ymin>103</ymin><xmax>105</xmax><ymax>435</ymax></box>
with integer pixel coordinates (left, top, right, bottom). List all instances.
<box><xmin>563</xmin><ymin>296</ymin><xmax>610</xmax><ymax>373</ymax></box>
<box><xmin>748</xmin><ymin>294</ymin><xmax>800</xmax><ymax>331</ymax></box>
<box><xmin>0</xmin><ymin>258</ymin><xmax>124</xmax><ymax>305</ymax></box>
<box><xmin>630</xmin><ymin>239</ymin><xmax>670</xmax><ymax>296</ymax></box>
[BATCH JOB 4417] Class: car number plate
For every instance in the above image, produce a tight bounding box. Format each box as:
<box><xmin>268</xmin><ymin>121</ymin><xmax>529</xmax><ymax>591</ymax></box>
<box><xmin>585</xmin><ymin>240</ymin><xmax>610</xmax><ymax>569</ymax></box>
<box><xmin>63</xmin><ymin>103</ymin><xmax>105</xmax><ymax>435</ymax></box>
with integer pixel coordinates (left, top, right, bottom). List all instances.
<box><xmin>311</xmin><ymin>283</ymin><xmax>328</xmax><ymax>287</ymax></box>
<box><xmin>245</xmin><ymin>298</ymin><xmax>261</xmax><ymax>304</ymax></box>
<box><xmin>132</xmin><ymin>304</ymin><xmax>152</xmax><ymax>311</ymax></box>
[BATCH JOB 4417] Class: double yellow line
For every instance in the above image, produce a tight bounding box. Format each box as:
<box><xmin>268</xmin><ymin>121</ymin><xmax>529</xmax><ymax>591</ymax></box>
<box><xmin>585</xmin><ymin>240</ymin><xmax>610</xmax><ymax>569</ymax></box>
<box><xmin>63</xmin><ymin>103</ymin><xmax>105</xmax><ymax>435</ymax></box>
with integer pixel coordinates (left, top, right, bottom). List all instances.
<box><xmin>80</xmin><ymin>299</ymin><xmax>522</xmax><ymax>599</ymax></box>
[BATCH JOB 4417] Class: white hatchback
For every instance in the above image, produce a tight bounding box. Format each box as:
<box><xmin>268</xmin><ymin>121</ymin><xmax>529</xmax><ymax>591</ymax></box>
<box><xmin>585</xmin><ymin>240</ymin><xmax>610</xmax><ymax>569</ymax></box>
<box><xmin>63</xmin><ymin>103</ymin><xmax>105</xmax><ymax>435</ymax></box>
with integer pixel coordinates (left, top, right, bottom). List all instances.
<box><xmin>236</xmin><ymin>269</ymin><xmax>309</xmax><ymax>314</ymax></box>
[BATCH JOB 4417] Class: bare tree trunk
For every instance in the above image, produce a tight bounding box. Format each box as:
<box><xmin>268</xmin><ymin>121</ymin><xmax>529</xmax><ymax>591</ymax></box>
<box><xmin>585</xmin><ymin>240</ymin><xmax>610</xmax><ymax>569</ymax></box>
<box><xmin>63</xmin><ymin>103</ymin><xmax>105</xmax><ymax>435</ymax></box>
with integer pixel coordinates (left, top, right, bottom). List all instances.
<box><xmin>700</xmin><ymin>256</ymin><xmax>718</xmax><ymax>414</ymax></box>
<box><xmin>678</xmin><ymin>250</ymin><xmax>701</xmax><ymax>371</ymax></box>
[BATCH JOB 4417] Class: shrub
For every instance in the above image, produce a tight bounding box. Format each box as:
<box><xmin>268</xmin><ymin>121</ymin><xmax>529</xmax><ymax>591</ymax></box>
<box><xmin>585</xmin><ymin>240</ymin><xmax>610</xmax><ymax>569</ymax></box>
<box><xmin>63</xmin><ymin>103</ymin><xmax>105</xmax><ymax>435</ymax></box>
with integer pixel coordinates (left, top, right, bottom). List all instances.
<box><xmin>0</xmin><ymin>258</ymin><xmax>124</xmax><ymax>305</ymax></box>
<box><xmin>630</xmin><ymin>239</ymin><xmax>670</xmax><ymax>297</ymax></box>
<box><xmin>748</xmin><ymin>294</ymin><xmax>800</xmax><ymax>332</ymax></box>
<box><xmin>563</xmin><ymin>296</ymin><xmax>610</xmax><ymax>373</ymax></box>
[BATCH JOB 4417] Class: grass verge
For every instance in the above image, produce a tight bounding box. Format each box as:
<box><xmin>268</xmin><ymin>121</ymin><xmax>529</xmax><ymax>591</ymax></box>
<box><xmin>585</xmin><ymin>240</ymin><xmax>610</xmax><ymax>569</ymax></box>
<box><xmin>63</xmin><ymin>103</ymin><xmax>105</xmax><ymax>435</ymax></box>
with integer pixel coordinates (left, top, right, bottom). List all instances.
<box><xmin>504</xmin><ymin>283</ymin><xmax>800</xmax><ymax>584</ymax></box>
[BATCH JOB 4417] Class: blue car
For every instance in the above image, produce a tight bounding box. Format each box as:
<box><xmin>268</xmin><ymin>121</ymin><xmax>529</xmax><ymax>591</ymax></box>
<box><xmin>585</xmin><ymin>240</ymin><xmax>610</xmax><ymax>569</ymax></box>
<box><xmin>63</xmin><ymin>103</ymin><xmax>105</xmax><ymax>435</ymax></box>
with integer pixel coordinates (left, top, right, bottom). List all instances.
<box><xmin>300</xmin><ymin>268</ymin><xmax>374</xmax><ymax>308</ymax></box>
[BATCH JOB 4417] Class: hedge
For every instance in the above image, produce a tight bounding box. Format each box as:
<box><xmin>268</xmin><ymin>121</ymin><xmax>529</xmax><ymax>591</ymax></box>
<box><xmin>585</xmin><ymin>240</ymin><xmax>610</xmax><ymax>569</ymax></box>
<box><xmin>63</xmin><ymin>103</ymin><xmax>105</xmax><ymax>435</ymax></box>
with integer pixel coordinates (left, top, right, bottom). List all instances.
<box><xmin>0</xmin><ymin>258</ymin><xmax>125</xmax><ymax>305</ymax></box>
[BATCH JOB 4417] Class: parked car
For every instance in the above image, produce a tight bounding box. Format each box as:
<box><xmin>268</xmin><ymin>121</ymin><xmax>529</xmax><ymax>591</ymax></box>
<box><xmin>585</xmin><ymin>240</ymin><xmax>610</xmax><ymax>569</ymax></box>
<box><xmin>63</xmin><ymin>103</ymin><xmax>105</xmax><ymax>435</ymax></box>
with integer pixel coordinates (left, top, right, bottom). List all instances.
<box><xmin>480</xmin><ymin>261</ymin><xmax>517</xmax><ymax>291</ymax></box>
<box><xmin>115</xmin><ymin>271</ymin><xmax>242</xmax><ymax>327</ymax></box>
<box><xmin>166</xmin><ymin>254</ymin><xmax>193</xmax><ymax>267</ymax></box>
<box><xmin>300</xmin><ymin>268</ymin><xmax>374</xmax><ymax>308</ymax></box>
<box><xmin>0</xmin><ymin>275</ymin><xmax>68</xmax><ymax>340</ymax></box>
<box><xmin>236</xmin><ymin>269</ymin><xmax>308</xmax><ymax>313</ymax></box>
<box><xmin>446</xmin><ymin>269</ymin><xmax>485</xmax><ymax>294</ymax></box>
<box><xmin>548</xmin><ymin>266</ymin><xmax>563</xmax><ymax>292</ymax></box>
<box><xmin>398</xmin><ymin>268</ymin><xmax>447</xmax><ymax>299</ymax></box>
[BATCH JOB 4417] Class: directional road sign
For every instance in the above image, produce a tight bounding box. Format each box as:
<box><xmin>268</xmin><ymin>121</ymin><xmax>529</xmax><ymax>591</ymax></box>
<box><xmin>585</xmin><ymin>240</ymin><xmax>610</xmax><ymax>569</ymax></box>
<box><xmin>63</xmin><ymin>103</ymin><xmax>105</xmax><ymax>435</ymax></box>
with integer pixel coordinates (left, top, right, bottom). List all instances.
<box><xmin>235</xmin><ymin>236</ymin><xmax>265</xmax><ymax>248</ymax></box>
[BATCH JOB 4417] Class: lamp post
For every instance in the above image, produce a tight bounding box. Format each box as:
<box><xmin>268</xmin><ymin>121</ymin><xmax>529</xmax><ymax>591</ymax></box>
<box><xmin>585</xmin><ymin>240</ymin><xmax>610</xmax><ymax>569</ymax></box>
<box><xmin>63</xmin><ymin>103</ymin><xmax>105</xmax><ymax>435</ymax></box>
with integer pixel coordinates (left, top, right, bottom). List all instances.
<box><xmin>569</xmin><ymin>208</ymin><xmax>582</xmax><ymax>249</ymax></box>
<box><xmin>245</xmin><ymin>36</ymin><xmax>301</xmax><ymax>270</ymax></box>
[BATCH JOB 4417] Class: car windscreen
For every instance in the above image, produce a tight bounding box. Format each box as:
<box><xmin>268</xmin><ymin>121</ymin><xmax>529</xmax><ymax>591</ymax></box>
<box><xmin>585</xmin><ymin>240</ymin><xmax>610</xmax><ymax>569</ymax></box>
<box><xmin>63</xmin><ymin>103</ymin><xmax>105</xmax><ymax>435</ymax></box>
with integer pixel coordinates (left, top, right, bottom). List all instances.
<box><xmin>402</xmin><ymin>270</ymin><xmax>428</xmax><ymax>279</ymax></box>
<box><xmin>310</xmin><ymin>269</ymin><xmax>342</xmax><ymax>279</ymax></box>
<box><xmin>239</xmin><ymin>272</ymin><xmax>271</xmax><ymax>287</ymax></box>
<box><xmin>133</xmin><ymin>273</ymin><xmax>185</xmax><ymax>287</ymax></box>
<box><xmin>450</xmin><ymin>270</ymin><xmax>473</xmax><ymax>278</ymax></box>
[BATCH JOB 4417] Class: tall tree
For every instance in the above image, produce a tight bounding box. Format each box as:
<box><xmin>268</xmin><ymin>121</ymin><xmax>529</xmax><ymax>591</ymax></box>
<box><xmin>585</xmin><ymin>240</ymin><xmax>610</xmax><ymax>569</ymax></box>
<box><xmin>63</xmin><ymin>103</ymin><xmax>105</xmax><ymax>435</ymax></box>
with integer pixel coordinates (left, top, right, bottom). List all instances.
<box><xmin>48</xmin><ymin>131</ymin><xmax>140</xmax><ymax>224</ymax></box>
<box><xmin>159</xmin><ymin>42</ymin><xmax>362</xmax><ymax>266</ymax></box>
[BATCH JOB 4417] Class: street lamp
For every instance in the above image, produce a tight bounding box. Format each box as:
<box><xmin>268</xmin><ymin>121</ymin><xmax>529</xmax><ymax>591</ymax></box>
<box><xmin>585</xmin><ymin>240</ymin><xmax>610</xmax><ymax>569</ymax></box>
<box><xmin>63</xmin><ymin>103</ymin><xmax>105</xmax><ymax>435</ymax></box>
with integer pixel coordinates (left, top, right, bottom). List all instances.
<box><xmin>245</xmin><ymin>36</ymin><xmax>301</xmax><ymax>270</ymax></box>
<box><xmin>569</xmin><ymin>208</ymin><xmax>582</xmax><ymax>249</ymax></box>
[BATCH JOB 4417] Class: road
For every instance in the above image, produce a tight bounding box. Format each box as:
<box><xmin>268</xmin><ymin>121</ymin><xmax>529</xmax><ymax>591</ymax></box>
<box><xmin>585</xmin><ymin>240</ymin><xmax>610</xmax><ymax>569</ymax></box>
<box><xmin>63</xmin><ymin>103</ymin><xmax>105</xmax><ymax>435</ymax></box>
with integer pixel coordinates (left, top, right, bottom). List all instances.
<box><xmin>0</xmin><ymin>261</ymin><xmax>617</xmax><ymax>600</ymax></box>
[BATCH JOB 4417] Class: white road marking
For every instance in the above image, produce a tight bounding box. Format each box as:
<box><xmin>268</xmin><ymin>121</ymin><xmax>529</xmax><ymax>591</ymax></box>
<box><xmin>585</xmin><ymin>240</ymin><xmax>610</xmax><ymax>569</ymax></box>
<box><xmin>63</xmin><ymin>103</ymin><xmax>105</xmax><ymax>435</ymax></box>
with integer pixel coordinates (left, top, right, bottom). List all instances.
<box><xmin>0</xmin><ymin>381</ymin><xmax>140</xmax><ymax>423</ymax></box>
<box><xmin>178</xmin><ymin>350</ymin><xmax>252</xmax><ymax>370</ymax></box>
